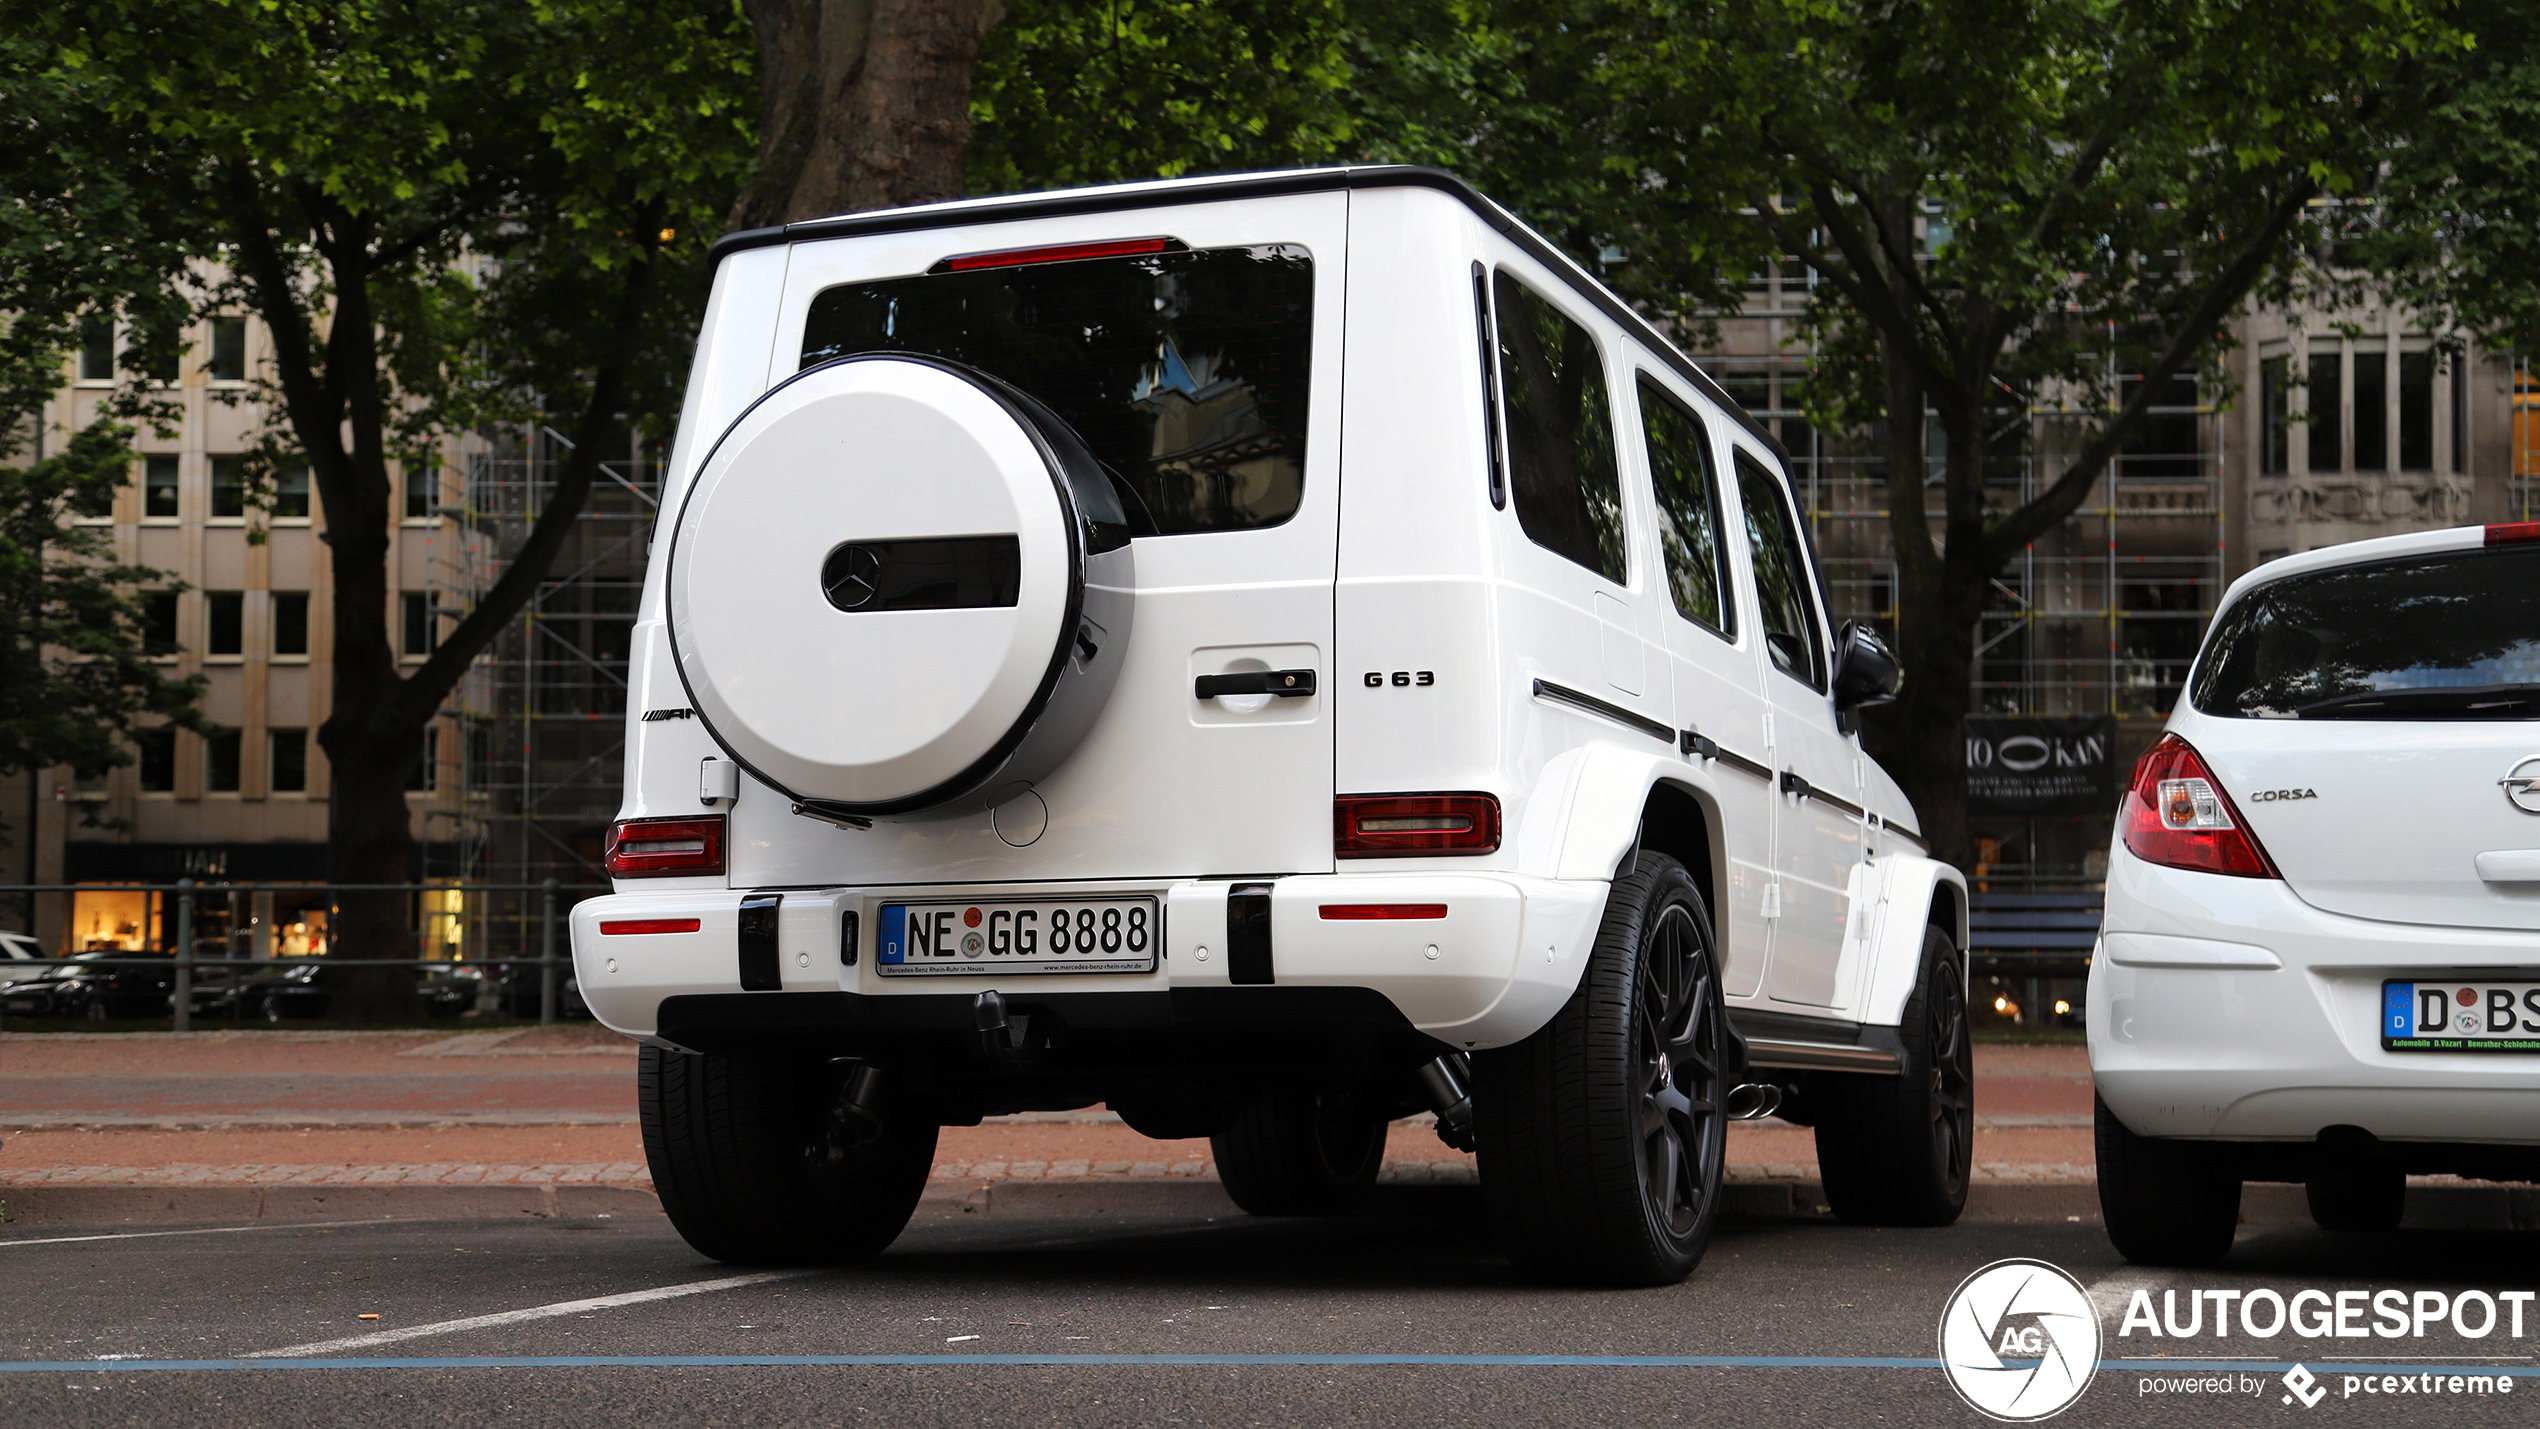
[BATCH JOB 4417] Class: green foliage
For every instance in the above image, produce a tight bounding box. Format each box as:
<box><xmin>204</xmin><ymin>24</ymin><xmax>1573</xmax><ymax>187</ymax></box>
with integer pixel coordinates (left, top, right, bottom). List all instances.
<box><xmin>0</xmin><ymin>421</ymin><xmax>206</xmax><ymax>784</ymax></box>
<box><xmin>2360</xmin><ymin>0</ymin><xmax>2540</xmax><ymax>352</ymax></box>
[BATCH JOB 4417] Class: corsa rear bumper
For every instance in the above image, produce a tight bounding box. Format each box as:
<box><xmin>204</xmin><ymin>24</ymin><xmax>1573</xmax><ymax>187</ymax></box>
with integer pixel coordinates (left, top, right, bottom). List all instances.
<box><xmin>570</xmin><ymin>872</ymin><xmax>1610</xmax><ymax>1052</ymax></box>
<box><xmin>2090</xmin><ymin>843</ymin><xmax>2540</xmax><ymax>1143</ymax></box>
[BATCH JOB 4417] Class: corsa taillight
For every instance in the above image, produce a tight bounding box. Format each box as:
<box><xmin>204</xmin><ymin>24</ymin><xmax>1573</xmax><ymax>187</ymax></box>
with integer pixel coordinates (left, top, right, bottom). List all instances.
<box><xmin>604</xmin><ymin>816</ymin><xmax>725</xmax><ymax>878</ymax></box>
<box><xmin>2120</xmin><ymin>734</ymin><xmax>2278</xmax><ymax>879</ymax></box>
<box><xmin>1334</xmin><ymin>794</ymin><xmax>1501</xmax><ymax>858</ymax></box>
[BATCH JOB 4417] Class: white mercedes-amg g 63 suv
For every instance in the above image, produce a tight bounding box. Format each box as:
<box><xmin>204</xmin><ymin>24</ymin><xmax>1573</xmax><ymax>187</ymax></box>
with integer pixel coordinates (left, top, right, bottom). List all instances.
<box><xmin>2094</xmin><ymin>522</ymin><xmax>2540</xmax><ymax>1265</ymax></box>
<box><xmin>572</xmin><ymin>166</ymin><xmax>1971</xmax><ymax>1285</ymax></box>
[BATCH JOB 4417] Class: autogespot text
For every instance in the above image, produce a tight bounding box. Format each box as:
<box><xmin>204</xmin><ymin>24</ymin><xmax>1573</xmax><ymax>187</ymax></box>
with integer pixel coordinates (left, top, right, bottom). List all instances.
<box><xmin>2118</xmin><ymin>1286</ymin><xmax>2535</xmax><ymax>1341</ymax></box>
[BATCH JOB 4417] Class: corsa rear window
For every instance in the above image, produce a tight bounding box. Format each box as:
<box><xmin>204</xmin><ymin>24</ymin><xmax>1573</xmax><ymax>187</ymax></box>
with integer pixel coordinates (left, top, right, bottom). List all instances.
<box><xmin>799</xmin><ymin>243</ymin><xmax>1313</xmax><ymax>534</ymax></box>
<box><xmin>2190</xmin><ymin>546</ymin><xmax>2540</xmax><ymax>719</ymax></box>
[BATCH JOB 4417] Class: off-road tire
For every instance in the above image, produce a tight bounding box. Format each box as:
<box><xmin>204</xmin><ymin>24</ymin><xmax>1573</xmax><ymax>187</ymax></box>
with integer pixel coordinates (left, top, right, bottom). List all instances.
<box><xmin>2096</xmin><ymin>1094</ymin><xmax>2241</xmax><ymax>1266</ymax></box>
<box><xmin>2307</xmin><ymin>1164</ymin><xmax>2405</xmax><ymax>1233</ymax></box>
<box><xmin>641</xmin><ymin>1045</ymin><xmax>938</xmax><ymax>1266</ymax></box>
<box><xmin>1210</xmin><ymin>1090</ymin><xmax>1388</xmax><ymax>1215</ymax></box>
<box><xmin>1472</xmin><ymin>852</ymin><xmax>1728</xmax><ymax>1286</ymax></box>
<box><xmin>1813</xmin><ymin>926</ymin><xmax>1973</xmax><ymax>1226</ymax></box>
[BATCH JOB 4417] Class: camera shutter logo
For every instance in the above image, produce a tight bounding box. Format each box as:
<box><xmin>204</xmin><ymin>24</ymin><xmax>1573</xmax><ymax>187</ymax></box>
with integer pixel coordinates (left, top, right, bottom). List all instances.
<box><xmin>1938</xmin><ymin>1258</ymin><xmax>2101</xmax><ymax>1420</ymax></box>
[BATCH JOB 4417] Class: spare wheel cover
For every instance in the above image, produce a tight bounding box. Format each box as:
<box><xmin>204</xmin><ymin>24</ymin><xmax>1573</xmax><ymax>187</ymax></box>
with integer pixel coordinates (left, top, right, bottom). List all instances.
<box><xmin>668</xmin><ymin>355</ymin><xmax>1103</xmax><ymax>814</ymax></box>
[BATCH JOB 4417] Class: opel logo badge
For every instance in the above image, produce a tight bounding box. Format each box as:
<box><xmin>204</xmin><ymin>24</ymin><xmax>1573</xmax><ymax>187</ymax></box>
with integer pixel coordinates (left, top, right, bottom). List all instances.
<box><xmin>2503</xmin><ymin>755</ymin><xmax>2540</xmax><ymax>815</ymax></box>
<box><xmin>821</xmin><ymin>544</ymin><xmax>882</xmax><ymax>611</ymax></box>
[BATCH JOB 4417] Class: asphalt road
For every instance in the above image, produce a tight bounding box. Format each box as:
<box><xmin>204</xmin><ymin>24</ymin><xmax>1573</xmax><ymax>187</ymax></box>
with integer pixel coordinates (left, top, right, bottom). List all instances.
<box><xmin>3</xmin><ymin>1184</ymin><xmax>2535</xmax><ymax>1428</ymax></box>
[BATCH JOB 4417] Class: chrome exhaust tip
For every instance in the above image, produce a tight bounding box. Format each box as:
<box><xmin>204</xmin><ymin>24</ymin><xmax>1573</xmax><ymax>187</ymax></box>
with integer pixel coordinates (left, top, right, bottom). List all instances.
<box><xmin>1724</xmin><ymin>1082</ymin><xmax>1783</xmax><ymax>1121</ymax></box>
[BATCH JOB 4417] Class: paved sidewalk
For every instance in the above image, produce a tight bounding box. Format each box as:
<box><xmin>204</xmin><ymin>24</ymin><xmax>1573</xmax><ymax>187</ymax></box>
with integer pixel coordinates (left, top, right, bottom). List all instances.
<box><xmin>0</xmin><ymin>1030</ymin><xmax>2096</xmax><ymax>1198</ymax></box>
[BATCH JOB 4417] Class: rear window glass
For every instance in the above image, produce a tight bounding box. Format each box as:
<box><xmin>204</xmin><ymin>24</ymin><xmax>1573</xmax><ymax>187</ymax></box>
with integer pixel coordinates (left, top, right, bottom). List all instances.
<box><xmin>1494</xmin><ymin>272</ymin><xmax>1626</xmax><ymax>584</ymax></box>
<box><xmin>2190</xmin><ymin>546</ymin><xmax>2540</xmax><ymax>719</ymax></box>
<box><xmin>799</xmin><ymin>244</ymin><xmax>1313</xmax><ymax>534</ymax></box>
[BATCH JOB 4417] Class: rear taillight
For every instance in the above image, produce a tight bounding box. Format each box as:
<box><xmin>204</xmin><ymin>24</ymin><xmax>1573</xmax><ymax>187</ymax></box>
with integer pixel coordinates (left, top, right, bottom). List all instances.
<box><xmin>598</xmin><ymin>918</ymin><xmax>702</xmax><ymax>936</ymax></box>
<box><xmin>2487</xmin><ymin>521</ymin><xmax>2540</xmax><ymax>546</ymax></box>
<box><xmin>604</xmin><ymin>816</ymin><xmax>725</xmax><ymax>878</ymax></box>
<box><xmin>2120</xmin><ymin>734</ymin><xmax>2278</xmax><ymax>879</ymax></box>
<box><xmin>1334</xmin><ymin>794</ymin><xmax>1501</xmax><ymax>858</ymax></box>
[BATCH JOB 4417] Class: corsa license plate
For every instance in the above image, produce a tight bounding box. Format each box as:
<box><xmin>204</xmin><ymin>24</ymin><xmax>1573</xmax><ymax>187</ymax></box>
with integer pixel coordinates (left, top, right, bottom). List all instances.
<box><xmin>876</xmin><ymin>897</ymin><xmax>1160</xmax><ymax>977</ymax></box>
<box><xmin>2383</xmin><ymin>980</ymin><xmax>2540</xmax><ymax>1052</ymax></box>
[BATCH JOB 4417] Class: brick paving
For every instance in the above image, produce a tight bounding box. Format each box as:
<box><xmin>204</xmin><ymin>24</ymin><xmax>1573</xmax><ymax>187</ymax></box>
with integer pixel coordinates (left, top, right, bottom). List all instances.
<box><xmin>0</xmin><ymin>1030</ymin><xmax>2096</xmax><ymax>1190</ymax></box>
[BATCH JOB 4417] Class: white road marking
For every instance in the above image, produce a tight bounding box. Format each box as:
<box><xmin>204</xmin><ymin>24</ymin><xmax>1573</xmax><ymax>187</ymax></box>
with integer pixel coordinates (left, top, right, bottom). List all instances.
<box><xmin>0</xmin><ymin>1219</ymin><xmax>435</xmax><ymax>1250</ymax></box>
<box><xmin>247</xmin><ymin>1271</ymin><xmax>808</xmax><ymax>1357</ymax></box>
<box><xmin>2087</xmin><ymin>1269</ymin><xmax>2168</xmax><ymax>1328</ymax></box>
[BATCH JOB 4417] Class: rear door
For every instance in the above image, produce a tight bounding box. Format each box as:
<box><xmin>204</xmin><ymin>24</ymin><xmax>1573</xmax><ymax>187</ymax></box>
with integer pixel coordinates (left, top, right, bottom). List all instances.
<box><xmin>730</xmin><ymin>193</ymin><xmax>1348</xmax><ymax>885</ymax></box>
<box><xmin>2181</xmin><ymin>539</ymin><xmax>2540</xmax><ymax>931</ymax></box>
<box><xmin>1629</xmin><ymin>371</ymin><xmax>1777</xmax><ymax>998</ymax></box>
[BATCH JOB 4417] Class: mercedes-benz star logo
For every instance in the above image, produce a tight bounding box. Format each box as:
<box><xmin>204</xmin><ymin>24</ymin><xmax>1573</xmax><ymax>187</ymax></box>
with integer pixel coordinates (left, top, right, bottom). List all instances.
<box><xmin>821</xmin><ymin>544</ymin><xmax>882</xmax><ymax>611</ymax></box>
<box><xmin>2503</xmin><ymin>755</ymin><xmax>2540</xmax><ymax>815</ymax></box>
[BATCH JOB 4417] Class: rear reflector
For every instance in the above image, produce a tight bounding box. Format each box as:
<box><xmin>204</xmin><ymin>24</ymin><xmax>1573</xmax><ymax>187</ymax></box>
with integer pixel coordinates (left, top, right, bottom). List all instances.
<box><xmin>599</xmin><ymin>918</ymin><xmax>702</xmax><ymax>936</ymax></box>
<box><xmin>1335</xmin><ymin>793</ymin><xmax>1501</xmax><ymax>858</ymax></box>
<box><xmin>2120</xmin><ymin>734</ymin><xmax>2278</xmax><ymax>879</ymax></box>
<box><xmin>939</xmin><ymin>237</ymin><xmax>1178</xmax><ymax>272</ymax></box>
<box><xmin>1320</xmin><ymin>904</ymin><xmax>1449</xmax><ymax>920</ymax></box>
<box><xmin>2488</xmin><ymin>521</ymin><xmax>2540</xmax><ymax>546</ymax></box>
<box><xmin>603</xmin><ymin>816</ymin><xmax>726</xmax><ymax>878</ymax></box>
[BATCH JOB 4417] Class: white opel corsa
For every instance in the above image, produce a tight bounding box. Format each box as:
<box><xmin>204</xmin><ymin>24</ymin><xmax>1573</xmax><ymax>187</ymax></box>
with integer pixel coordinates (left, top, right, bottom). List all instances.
<box><xmin>2092</xmin><ymin>520</ymin><xmax>2540</xmax><ymax>1264</ymax></box>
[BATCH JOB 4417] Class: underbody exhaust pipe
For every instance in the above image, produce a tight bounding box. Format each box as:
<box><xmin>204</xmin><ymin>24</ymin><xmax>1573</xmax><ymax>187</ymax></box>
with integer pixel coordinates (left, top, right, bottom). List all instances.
<box><xmin>1418</xmin><ymin>1054</ymin><xmax>1476</xmax><ymax>1152</ymax></box>
<box><xmin>825</xmin><ymin>1061</ymin><xmax>888</xmax><ymax>1153</ymax></box>
<box><xmin>1724</xmin><ymin>1082</ymin><xmax>1783</xmax><ymax>1122</ymax></box>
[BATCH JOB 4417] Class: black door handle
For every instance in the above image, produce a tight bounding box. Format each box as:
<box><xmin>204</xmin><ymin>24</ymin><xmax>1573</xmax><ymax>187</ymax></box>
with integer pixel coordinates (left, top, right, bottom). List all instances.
<box><xmin>1195</xmin><ymin>670</ymin><xmax>1317</xmax><ymax>699</ymax></box>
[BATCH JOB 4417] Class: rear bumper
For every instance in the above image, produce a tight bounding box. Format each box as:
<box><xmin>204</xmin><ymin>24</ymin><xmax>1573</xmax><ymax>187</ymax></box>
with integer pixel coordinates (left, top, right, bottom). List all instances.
<box><xmin>2090</xmin><ymin>843</ymin><xmax>2540</xmax><ymax>1143</ymax></box>
<box><xmin>570</xmin><ymin>872</ymin><xmax>1609</xmax><ymax>1052</ymax></box>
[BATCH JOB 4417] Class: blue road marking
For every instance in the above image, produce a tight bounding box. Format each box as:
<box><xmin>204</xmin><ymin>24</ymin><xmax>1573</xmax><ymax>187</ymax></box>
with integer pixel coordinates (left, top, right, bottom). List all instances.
<box><xmin>1</xmin><ymin>1354</ymin><xmax>2535</xmax><ymax>1374</ymax></box>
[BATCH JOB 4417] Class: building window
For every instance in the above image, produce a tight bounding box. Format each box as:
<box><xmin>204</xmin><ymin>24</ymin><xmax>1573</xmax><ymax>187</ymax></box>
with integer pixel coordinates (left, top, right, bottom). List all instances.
<box><xmin>144</xmin><ymin>456</ymin><xmax>180</xmax><ymax>518</ymax></box>
<box><xmin>402</xmin><ymin>592</ymin><xmax>434</xmax><ymax>656</ymax></box>
<box><xmin>142</xmin><ymin>592</ymin><xmax>178</xmax><ymax>654</ymax></box>
<box><xmin>406</xmin><ymin>726</ymin><xmax>437</xmax><ymax>791</ymax></box>
<box><xmin>272</xmin><ymin>592</ymin><xmax>309</xmax><ymax>657</ymax></box>
<box><xmin>137</xmin><ymin>729</ymin><xmax>176</xmax><ymax>792</ymax></box>
<box><xmin>405</xmin><ymin>465</ymin><xmax>435</xmax><ymax>520</ymax></box>
<box><xmin>273</xmin><ymin>465</ymin><xmax>310</xmax><ymax>520</ymax></box>
<box><xmin>2261</xmin><ymin>355</ymin><xmax>2289</xmax><ymax>475</ymax></box>
<box><xmin>206</xmin><ymin>592</ymin><xmax>243</xmax><ymax>656</ymax></box>
<box><xmin>210</xmin><ymin>456</ymin><xmax>244</xmax><ymax>518</ymax></box>
<box><xmin>208</xmin><ymin>318</ymin><xmax>246</xmax><ymax>382</ymax></box>
<box><xmin>2354</xmin><ymin>346</ymin><xmax>2387</xmax><ymax>473</ymax></box>
<box><xmin>2119</xmin><ymin>373</ymin><xmax>2202</xmax><ymax>478</ymax></box>
<box><xmin>141</xmin><ymin>319</ymin><xmax>178</xmax><ymax>384</ymax></box>
<box><xmin>2453</xmin><ymin>355</ymin><xmax>2470</xmax><ymax>473</ymax></box>
<box><xmin>270</xmin><ymin>728</ymin><xmax>307</xmax><ymax>793</ymax></box>
<box><xmin>2400</xmin><ymin>350</ymin><xmax>2435</xmax><ymax>471</ymax></box>
<box><xmin>80</xmin><ymin>317</ymin><xmax>115</xmax><ymax>382</ymax></box>
<box><xmin>205</xmin><ymin>729</ymin><xmax>241</xmax><ymax>793</ymax></box>
<box><xmin>2307</xmin><ymin>350</ymin><xmax>2341</xmax><ymax>474</ymax></box>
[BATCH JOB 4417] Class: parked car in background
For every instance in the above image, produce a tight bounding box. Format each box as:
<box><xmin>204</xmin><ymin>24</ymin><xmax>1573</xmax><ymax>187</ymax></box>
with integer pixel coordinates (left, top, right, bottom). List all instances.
<box><xmin>2093</xmin><ymin>522</ymin><xmax>2540</xmax><ymax>1266</ymax></box>
<box><xmin>207</xmin><ymin>962</ymin><xmax>481</xmax><ymax>1022</ymax></box>
<box><xmin>0</xmin><ymin>950</ymin><xmax>174</xmax><ymax>1020</ymax></box>
<box><xmin>0</xmin><ymin>931</ymin><xmax>47</xmax><ymax>986</ymax></box>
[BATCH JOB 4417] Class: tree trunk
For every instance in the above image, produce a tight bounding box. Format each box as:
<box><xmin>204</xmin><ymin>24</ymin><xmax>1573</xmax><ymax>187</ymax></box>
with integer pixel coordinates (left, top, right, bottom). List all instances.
<box><xmin>731</xmin><ymin>0</ymin><xmax>1004</xmax><ymax>229</ymax></box>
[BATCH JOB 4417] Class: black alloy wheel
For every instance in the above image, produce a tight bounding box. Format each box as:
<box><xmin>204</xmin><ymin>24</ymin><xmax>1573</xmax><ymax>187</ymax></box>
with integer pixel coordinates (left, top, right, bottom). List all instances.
<box><xmin>1636</xmin><ymin>902</ymin><xmax>1726</xmax><ymax>1243</ymax></box>
<box><xmin>1815</xmin><ymin>927</ymin><xmax>1974</xmax><ymax>1226</ymax></box>
<box><xmin>1473</xmin><ymin>852</ymin><xmax>1729</xmax><ymax>1286</ymax></box>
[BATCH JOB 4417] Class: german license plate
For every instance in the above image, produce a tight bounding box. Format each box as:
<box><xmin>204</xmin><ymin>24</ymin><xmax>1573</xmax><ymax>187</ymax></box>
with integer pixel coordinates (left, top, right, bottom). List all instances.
<box><xmin>2383</xmin><ymin>980</ymin><xmax>2540</xmax><ymax>1052</ymax></box>
<box><xmin>875</xmin><ymin>897</ymin><xmax>1160</xmax><ymax>977</ymax></box>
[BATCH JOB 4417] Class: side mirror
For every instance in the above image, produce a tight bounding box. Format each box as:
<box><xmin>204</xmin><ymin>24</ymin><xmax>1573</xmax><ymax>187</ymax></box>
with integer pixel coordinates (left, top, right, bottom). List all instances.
<box><xmin>1832</xmin><ymin>620</ymin><xmax>1901</xmax><ymax>712</ymax></box>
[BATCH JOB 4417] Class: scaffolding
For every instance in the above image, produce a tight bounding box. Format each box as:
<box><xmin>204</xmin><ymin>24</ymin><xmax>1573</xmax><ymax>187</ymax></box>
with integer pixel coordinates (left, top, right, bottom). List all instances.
<box><xmin>1695</xmin><ymin>266</ymin><xmax>2226</xmax><ymax>886</ymax></box>
<box><xmin>425</xmin><ymin>426</ymin><xmax>656</xmax><ymax>961</ymax></box>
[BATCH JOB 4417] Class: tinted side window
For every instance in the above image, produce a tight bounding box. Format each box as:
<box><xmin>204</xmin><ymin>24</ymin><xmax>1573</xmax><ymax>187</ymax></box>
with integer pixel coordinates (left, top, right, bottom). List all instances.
<box><xmin>1639</xmin><ymin>376</ymin><xmax>1731</xmax><ymax>636</ymax></box>
<box><xmin>1734</xmin><ymin>450</ymin><xmax>1824</xmax><ymax>688</ymax></box>
<box><xmin>801</xmin><ymin>244</ymin><xmax>1312</xmax><ymax>535</ymax></box>
<box><xmin>1494</xmin><ymin>272</ymin><xmax>1625</xmax><ymax>583</ymax></box>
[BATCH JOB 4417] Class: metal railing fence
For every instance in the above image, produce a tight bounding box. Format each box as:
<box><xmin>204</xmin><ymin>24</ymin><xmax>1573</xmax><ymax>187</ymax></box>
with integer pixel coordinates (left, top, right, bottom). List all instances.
<box><xmin>0</xmin><ymin>879</ymin><xmax>604</xmax><ymax>1030</ymax></box>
